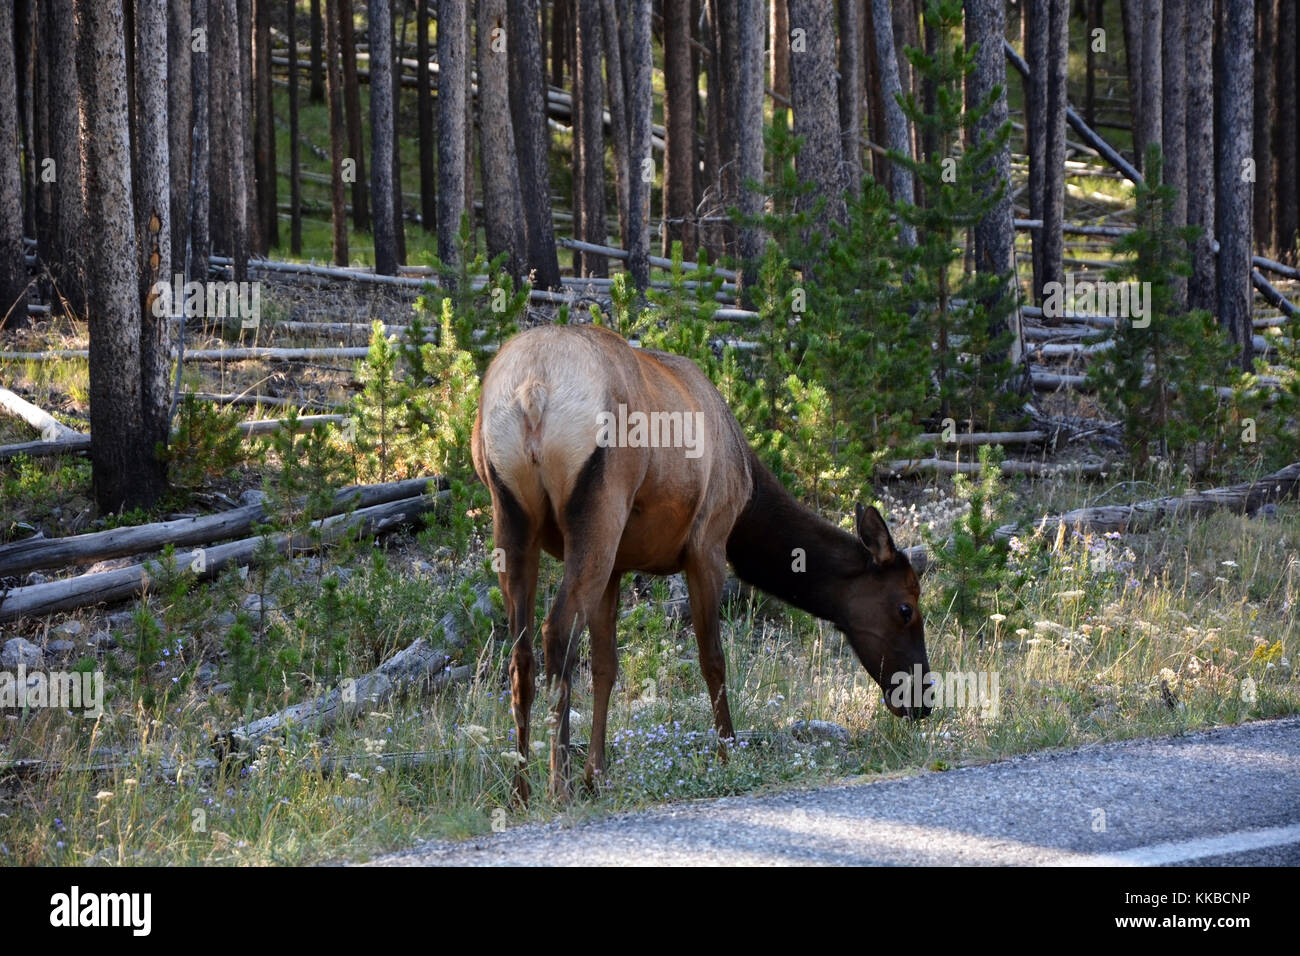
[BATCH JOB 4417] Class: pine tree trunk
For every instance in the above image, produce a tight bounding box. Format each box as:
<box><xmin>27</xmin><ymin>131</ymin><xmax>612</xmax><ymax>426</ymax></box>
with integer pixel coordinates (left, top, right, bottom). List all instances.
<box><xmin>325</xmin><ymin>0</ymin><xmax>349</xmax><ymax>264</ymax></box>
<box><xmin>0</xmin><ymin>0</ymin><xmax>28</xmax><ymax>330</ymax></box>
<box><xmin>74</xmin><ymin>0</ymin><xmax>167</xmax><ymax>510</ymax></box>
<box><xmin>48</xmin><ymin>0</ymin><xmax>83</xmax><ymax>315</ymax></box>
<box><xmin>574</xmin><ymin>0</ymin><xmax>606</xmax><ymax>276</ymax></box>
<box><xmin>1276</xmin><ymin>0</ymin><xmax>1299</xmax><ymax>262</ymax></box>
<box><xmin>32</xmin><ymin>4</ymin><xmax>52</xmax><ymax>261</ymax></box>
<box><xmin>788</xmin><ymin>0</ymin><xmax>846</xmax><ymax>238</ymax></box>
<box><xmin>862</xmin><ymin>0</ymin><xmax>886</xmax><ymax>183</ymax></box>
<box><xmin>189</xmin><ymin>0</ymin><xmax>211</xmax><ymax>280</ymax></box>
<box><xmin>735</xmin><ymin>0</ymin><xmax>765</xmax><ymax>278</ymax></box>
<box><xmin>595</xmin><ymin>0</ymin><xmax>627</xmax><ymax>255</ymax></box>
<box><xmin>837</xmin><ymin>0</ymin><xmax>863</xmax><ymax>196</ymax></box>
<box><xmin>1023</xmin><ymin>0</ymin><xmax>1047</xmax><ymax>300</ymax></box>
<box><xmin>1215</xmin><ymin>0</ymin><xmax>1255</xmax><ymax>370</ymax></box>
<box><xmin>390</xmin><ymin>2</ymin><xmax>406</xmax><ymax>266</ymax></box>
<box><xmin>436</xmin><ymin>0</ymin><xmax>466</xmax><ymax>270</ymax></box>
<box><xmin>1252</xmin><ymin>0</ymin><xmax>1275</xmax><ymax>254</ymax></box>
<box><xmin>771</xmin><ymin>0</ymin><xmax>789</xmax><ymax>101</ymax></box>
<box><xmin>1121</xmin><ymin>0</ymin><xmax>1142</xmax><ymax>156</ymax></box>
<box><xmin>369</xmin><ymin>0</ymin><xmax>397</xmax><ymax>275</ymax></box>
<box><xmin>870</xmin><ymin>0</ymin><xmax>913</xmax><ymax>247</ymax></box>
<box><xmin>417</xmin><ymin>0</ymin><xmax>435</xmax><ymax>234</ymax></box>
<box><xmin>134</xmin><ymin>0</ymin><xmax>173</xmax><ymax>481</ymax></box>
<box><xmin>339</xmin><ymin>0</ymin><xmax>369</xmax><ymax>231</ymax></box>
<box><xmin>662</xmin><ymin>0</ymin><xmax>696</xmax><ymax>258</ymax></box>
<box><xmin>1137</xmin><ymin>0</ymin><xmax>1162</xmax><ymax>172</ymax></box>
<box><xmin>289</xmin><ymin>0</ymin><xmax>303</xmax><ymax>254</ymax></box>
<box><xmin>310</xmin><ymin>0</ymin><xmax>325</xmax><ymax>102</ymax></box>
<box><xmin>625</xmin><ymin>0</ymin><xmax>651</xmax><ymax>289</ymax></box>
<box><xmin>965</xmin><ymin>0</ymin><xmax>1017</xmax><ymax>359</ymax></box>
<box><xmin>1085</xmin><ymin>0</ymin><xmax>1100</xmax><ymax>128</ymax></box>
<box><xmin>167</xmin><ymin>0</ymin><xmax>191</xmax><ymax>273</ymax></box>
<box><xmin>1161</xmin><ymin>0</ymin><xmax>1187</xmax><ymax>309</ymax></box>
<box><xmin>210</xmin><ymin>0</ymin><xmax>249</xmax><ymax>281</ymax></box>
<box><xmin>475</xmin><ymin>0</ymin><xmax>525</xmax><ymax>276</ymax></box>
<box><xmin>239</xmin><ymin>0</ymin><xmax>260</xmax><ymax>256</ymax></box>
<box><xmin>1185</xmin><ymin>0</ymin><xmax>1215</xmax><ymax>311</ymax></box>
<box><xmin>1042</xmin><ymin>0</ymin><xmax>1068</xmax><ymax>299</ymax></box>
<box><xmin>508</xmin><ymin>0</ymin><xmax>561</xmax><ymax>288</ymax></box>
<box><xmin>17</xmin><ymin>0</ymin><xmax>36</xmax><ymax>244</ymax></box>
<box><xmin>254</xmin><ymin>0</ymin><xmax>278</xmax><ymax>251</ymax></box>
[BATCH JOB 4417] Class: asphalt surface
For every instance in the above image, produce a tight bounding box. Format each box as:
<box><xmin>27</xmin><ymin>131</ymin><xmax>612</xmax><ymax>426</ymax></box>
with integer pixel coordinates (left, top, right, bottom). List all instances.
<box><xmin>365</xmin><ymin>716</ymin><xmax>1300</xmax><ymax>866</ymax></box>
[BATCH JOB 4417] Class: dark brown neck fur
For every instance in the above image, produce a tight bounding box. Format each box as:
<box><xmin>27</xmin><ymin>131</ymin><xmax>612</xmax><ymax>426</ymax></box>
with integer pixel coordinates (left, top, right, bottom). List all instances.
<box><xmin>725</xmin><ymin>450</ymin><xmax>869</xmax><ymax>628</ymax></box>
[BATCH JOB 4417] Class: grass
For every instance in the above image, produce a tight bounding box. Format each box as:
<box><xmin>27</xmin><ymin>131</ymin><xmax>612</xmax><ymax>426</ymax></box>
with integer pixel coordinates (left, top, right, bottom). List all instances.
<box><xmin>1</xmin><ymin>476</ymin><xmax>1295</xmax><ymax>865</ymax></box>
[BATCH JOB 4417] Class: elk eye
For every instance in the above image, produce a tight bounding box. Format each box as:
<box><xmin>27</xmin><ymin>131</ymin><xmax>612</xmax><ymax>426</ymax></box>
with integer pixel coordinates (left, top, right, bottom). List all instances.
<box><xmin>899</xmin><ymin>603</ymin><xmax>913</xmax><ymax>623</ymax></box>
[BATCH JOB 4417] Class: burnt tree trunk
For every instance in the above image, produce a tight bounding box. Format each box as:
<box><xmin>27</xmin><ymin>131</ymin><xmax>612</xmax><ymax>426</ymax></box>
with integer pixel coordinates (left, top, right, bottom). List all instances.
<box><xmin>48</xmin><ymin>0</ymin><xmax>83</xmax><ymax>315</ymax></box>
<box><xmin>771</xmin><ymin>0</ymin><xmax>789</xmax><ymax>101</ymax></box>
<box><xmin>239</xmin><ymin>0</ymin><xmax>260</xmax><ymax>256</ymax></box>
<box><xmin>870</xmin><ymin>0</ymin><xmax>913</xmax><ymax>247</ymax></box>
<box><xmin>599</xmin><ymin>0</ymin><xmax>629</xmax><ymax>254</ymax></box>
<box><xmin>1161</xmin><ymin>0</ymin><xmax>1187</xmax><ymax>309</ymax></box>
<box><xmin>310</xmin><ymin>0</ymin><xmax>325</xmax><ymax>102</ymax></box>
<box><xmin>1215</xmin><ymin>0</ymin><xmax>1255</xmax><ymax>370</ymax></box>
<box><xmin>663</xmin><ymin>0</ymin><xmax>696</xmax><ymax>258</ymax></box>
<box><xmin>390</xmin><ymin>2</ymin><xmax>406</xmax><ymax>266</ymax></box>
<box><xmin>253</xmin><ymin>0</ymin><xmax>278</xmax><ymax>251</ymax></box>
<box><xmin>837</xmin><ymin>0</ymin><xmax>863</xmax><ymax>196</ymax></box>
<box><xmin>1136</xmin><ymin>0</ymin><xmax>1161</xmax><ymax>171</ymax></box>
<box><xmin>417</xmin><ymin>0</ymin><xmax>435</xmax><ymax>234</ymax></box>
<box><xmin>1252</xmin><ymin>0</ymin><xmax>1275</xmax><ymax>254</ymax></box>
<box><xmin>574</xmin><ymin>0</ymin><xmax>607</xmax><ymax>276</ymax></box>
<box><xmin>189</xmin><ymin>0</ymin><xmax>211</xmax><ymax>280</ymax></box>
<box><xmin>1121</xmin><ymin>0</ymin><xmax>1142</xmax><ymax>155</ymax></box>
<box><xmin>1276</xmin><ymin>0</ymin><xmax>1298</xmax><ymax>261</ymax></box>
<box><xmin>369</xmin><ymin>0</ymin><xmax>397</xmax><ymax>275</ymax></box>
<box><xmin>289</xmin><ymin>0</ymin><xmax>303</xmax><ymax>254</ymax></box>
<box><xmin>476</xmin><ymin>0</ymin><xmax>525</xmax><ymax>277</ymax></box>
<box><xmin>508</xmin><ymin>0</ymin><xmax>561</xmax><ymax>288</ymax></box>
<box><xmin>1041</xmin><ymin>0</ymin><xmax>1068</xmax><ymax>300</ymax></box>
<box><xmin>1185</xmin><ymin>0</ymin><xmax>1215</xmax><ymax>311</ymax></box>
<box><xmin>735</xmin><ymin>0</ymin><xmax>766</xmax><ymax>284</ymax></box>
<box><xmin>1023</xmin><ymin>0</ymin><xmax>1047</xmax><ymax>300</ymax></box>
<box><xmin>167</xmin><ymin>0</ymin><xmax>191</xmax><ymax>273</ymax></box>
<box><xmin>436</xmin><ymin>0</ymin><xmax>467</xmax><ymax>270</ymax></box>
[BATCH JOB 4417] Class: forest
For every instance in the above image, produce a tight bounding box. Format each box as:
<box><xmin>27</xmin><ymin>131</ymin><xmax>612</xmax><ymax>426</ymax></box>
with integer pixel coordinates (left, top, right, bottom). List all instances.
<box><xmin>0</xmin><ymin>0</ymin><xmax>1298</xmax><ymax>865</ymax></box>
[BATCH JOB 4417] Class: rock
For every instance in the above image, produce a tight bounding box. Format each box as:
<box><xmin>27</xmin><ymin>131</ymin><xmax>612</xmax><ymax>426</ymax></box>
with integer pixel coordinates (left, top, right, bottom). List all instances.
<box><xmin>411</xmin><ymin>560</ymin><xmax>435</xmax><ymax>577</ymax></box>
<box><xmin>45</xmin><ymin>640</ymin><xmax>77</xmax><ymax>659</ymax></box>
<box><xmin>52</xmin><ymin>620</ymin><xmax>83</xmax><ymax>639</ymax></box>
<box><xmin>211</xmin><ymin>683</ymin><xmax>233</xmax><ymax>695</ymax></box>
<box><xmin>25</xmin><ymin>571</ymin><xmax>49</xmax><ymax>585</ymax></box>
<box><xmin>89</xmin><ymin>630</ymin><xmax>117</xmax><ymax>650</ymax></box>
<box><xmin>241</xmin><ymin>593</ymin><xmax>278</xmax><ymax>615</ymax></box>
<box><xmin>2</xmin><ymin>638</ymin><xmax>44</xmax><ymax>670</ymax></box>
<box><xmin>239</xmin><ymin>489</ymin><xmax>267</xmax><ymax>507</ymax></box>
<box><xmin>788</xmin><ymin>719</ymin><xmax>850</xmax><ymax>744</ymax></box>
<box><xmin>196</xmin><ymin>662</ymin><xmax>219</xmax><ymax>685</ymax></box>
<box><xmin>212</xmin><ymin>611</ymin><xmax>237</xmax><ymax>630</ymax></box>
<box><xmin>105</xmin><ymin>610</ymin><xmax>136</xmax><ymax>631</ymax></box>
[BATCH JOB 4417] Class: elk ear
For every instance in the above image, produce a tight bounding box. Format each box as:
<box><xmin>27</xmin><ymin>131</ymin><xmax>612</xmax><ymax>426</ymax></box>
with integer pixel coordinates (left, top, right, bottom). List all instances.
<box><xmin>855</xmin><ymin>502</ymin><xmax>897</xmax><ymax>566</ymax></box>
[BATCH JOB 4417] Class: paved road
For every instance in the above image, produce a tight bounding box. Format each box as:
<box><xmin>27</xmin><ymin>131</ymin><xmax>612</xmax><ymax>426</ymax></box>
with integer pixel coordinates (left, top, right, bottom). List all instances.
<box><xmin>366</xmin><ymin>716</ymin><xmax>1300</xmax><ymax>866</ymax></box>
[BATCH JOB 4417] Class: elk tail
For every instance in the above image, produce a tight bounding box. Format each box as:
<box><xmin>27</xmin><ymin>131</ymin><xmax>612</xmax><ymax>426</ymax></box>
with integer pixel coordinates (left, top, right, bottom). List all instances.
<box><xmin>516</xmin><ymin>379</ymin><xmax>548</xmax><ymax>463</ymax></box>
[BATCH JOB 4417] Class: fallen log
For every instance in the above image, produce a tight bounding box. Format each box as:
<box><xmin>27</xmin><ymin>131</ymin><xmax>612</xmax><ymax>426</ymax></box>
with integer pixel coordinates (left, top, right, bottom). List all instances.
<box><xmin>214</xmin><ymin>581</ymin><xmax>495</xmax><ymax>756</ymax></box>
<box><xmin>0</xmin><ymin>434</ymin><xmax>92</xmax><ymax>461</ymax></box>
<box><xmin>916</xmin><ymin>430</ymin><xmax>1050</xmax><ymax>446</ymax></box>
<box><xmin>881</xmin><ymin>458</ymin><xmax>1107</xmax><ymax>478</ymax></box>
<box><xmin>0</xmin><ymin>477</ymin><xmax>441</xmax><ymax>578</ymax></box>
<box><xmin>0</xmin><ymin>387</ymin><xmax>81</xmax><ymax>440</ymax></box>
<box><xmin>0</xmin><ymin>492</ymin><xmax>446</xmax><ymax>622</ymax></box>
<box><xmin>1252</xmin><ymin>270</ymin><xmax>1298</xmax><ymax>319</ymax></box>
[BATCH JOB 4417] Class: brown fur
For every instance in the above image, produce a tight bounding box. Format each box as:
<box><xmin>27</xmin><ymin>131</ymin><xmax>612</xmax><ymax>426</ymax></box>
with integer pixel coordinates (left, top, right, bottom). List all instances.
<box><xmin>472</xmin><ymin>324</ymin><xmax>929</xmax><ymax>802</ymax></box>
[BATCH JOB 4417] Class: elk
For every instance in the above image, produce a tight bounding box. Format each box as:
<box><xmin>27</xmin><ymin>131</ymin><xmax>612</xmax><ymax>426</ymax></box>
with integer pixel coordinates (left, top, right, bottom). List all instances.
<box><xmin>471</xmin><ymin>324</ymin><xmax>930</xmax><ymax>802</ymax></box>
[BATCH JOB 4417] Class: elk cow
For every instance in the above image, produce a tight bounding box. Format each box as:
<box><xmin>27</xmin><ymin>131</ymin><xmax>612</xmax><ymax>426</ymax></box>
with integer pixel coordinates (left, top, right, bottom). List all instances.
<box><xmin>471</xmin><ymin>324</ymin><xmax>930</xmax><ymax>802</ymax></box>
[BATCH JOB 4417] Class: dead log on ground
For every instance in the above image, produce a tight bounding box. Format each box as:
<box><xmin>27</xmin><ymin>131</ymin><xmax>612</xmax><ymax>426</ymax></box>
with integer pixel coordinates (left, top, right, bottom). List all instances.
<box><xmin>0</xmin><ymin>387</ymin><xmax>81</xmax><ymax>440</ymax></box>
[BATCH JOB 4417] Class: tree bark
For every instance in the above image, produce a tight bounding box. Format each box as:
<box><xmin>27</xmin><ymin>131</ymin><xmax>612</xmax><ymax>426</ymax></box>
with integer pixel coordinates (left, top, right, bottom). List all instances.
<box><xmin>417</xmin><ymin>0</ymin><xmax>435</xmax><ymax>234</ymax></box>
<box><xmin>310</xmin><ymin>0</ymin><xmax>326</xmax><ymax>101</ymax></box>
<box><xmin>788</xmin><ymin>0</ymin><xmax>847</xmax><ymax>238</ymax></box>
<box><xmin>1023</xmin><ymin>0</ymin><xmax>1047</xmax><ymax>300</ymax></box>
<box><xmin>1121</xmin><ymin>0</ymin><xmax>1142</xmax><ymax>156</ymax></box>
<box><xmin>1042</xmin><ymin>0</ymin><xmax>1068</xmax><ymax>299</ymax></box>
<box><xmin>1215</xmin><ymin>0</ymin><xmax>1256</xmax><ymax>370</ymax></box>
<box><xmin>735</xmin><ymin>0</ymin><xmax>766</xmax><ymax>281</ymax></box>
<box><xmin>771</xmin><ymin>0</ymin><xmax>789</xmax><ymax>101</ymax></box>
<box><xmin>1252</xmin><ymin>0</ymin><xmax>1276</xmax><ymax>254</ymax></box>
<box><xmin>573</xmin><ymin>0</ymin><xmax>607</xmax><ymax>276</ymax></box>
<box><xmin>837</xmin><ymin>0</ymin><xmax>863</xmax><ymax>196</ymax></box>
<box><xmin>1161</xmin><ymin>0</ymin><xmax>1187</xmax><ymax>309</ymax></box>
<box><xmin>74</xmin><ymin>0</ymin><xmax>167</xmax><ymax>510</ymax></box>
<box><xmin>390</xmin><ymin>1</ymin><xmax>406</xmax><ymax>265</ymax></box>
<box><xmin>965</xmin><ymin>0</ymin><xmax>1017</xmax><ymax>360</ymax></box>
<box><xmin>508</xmin><ymin>0</ymin><xmax>561</xmax><ymax>288</ymax></box>
<box><xmin>253</xmin><ymin>0</ymin><xmax>278</xmax><ymax>251</ymax></box>
<box><xmin>1276</xmin><ymin>0</ymin><xmax>1299</xmax><ymax>262</ymax></box>
<box><xmin>289</xmin><ymin>0</ymin><xmax>303</xmax><ymax>254</ymax></box>
<box><xmin>1185</xmin><ymin>0</ymin><xmax>1215</xmax><ymax>311</ymax></box>
<box><xmin>1136</xmin><ymin>0</ymin><xmax>1162</xmax><ymax>172</ymax></box>
<box><xmin>599</xmin><ymin>0</ymin><xmax>629</xmax><ymax>256</ymax></box>
<box><xmin>367</xmin><ymin>0</ymin><xmax>397</xmax><ymax>275</ymax></box>
<box><xmin>625</xmin><ymin>0</ymin><xmax>652</xmax><ymax>289</ymax></box>
<box><xmin>189</xmin><ymin>0</ymin><xmax>210</xmax><ymax>281</ymax></box>
<box><xmin>339</xmin><ymin>0</ymin><xmax>369</xmax><ymax>231</ymax></box>
<box><xmin>239</xmin><ymin>0</ymin><xmax>260</xmax><ymax>256</ymax></box>
<box><xmin>325</xmin><ymin>0</ymin><xmax>350</xmax><ymax>264</ymax></box>
<box><xmin>0</xmin><ymin>0</ymin><xmax>29</xmax><ymax>330</ymax></box>
<box><xmin>436</xmin><ymin>0</ymin><xmax>467</xmax><ymax>270</ymax></box>
<box><xmin>870</xmin><ymin>0</ymin><xmax>914</xmax><ymax>247</ymax></box>
<box><xmin>47</xmin><ymin>0</ymin><xmax>82</xmax><ymax>315</ymax></box>
<box><xmin>662</xmin><ymin>0</ymin><xmax>696</xmax><ymax>258</ymax></box>
<box><xmin>134</xmin><ymin>0</ymin><xmax>173</xmax><ymax>482</ymax></box>
<box><xmin>167</xmin><ymin>0</ymin><xmax>192</xmax><ymax>274</ymax></box>
<box><xmin>475</xmin><ymin>0</ymin><xmax>526</xmax><ymax>277</ymax></box>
